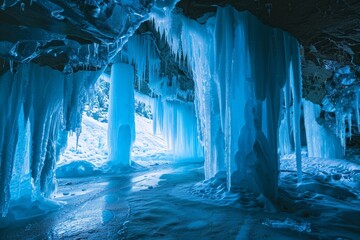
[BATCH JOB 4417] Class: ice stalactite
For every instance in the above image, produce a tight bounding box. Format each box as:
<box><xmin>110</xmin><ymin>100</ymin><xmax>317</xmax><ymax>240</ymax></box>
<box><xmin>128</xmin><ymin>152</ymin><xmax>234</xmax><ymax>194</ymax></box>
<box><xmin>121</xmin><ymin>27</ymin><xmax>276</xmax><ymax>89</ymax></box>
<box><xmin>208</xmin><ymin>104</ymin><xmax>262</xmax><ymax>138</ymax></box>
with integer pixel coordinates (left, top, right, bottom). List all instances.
<box><xmin>152</xmin><ymin>6</ymin><xmax>302</xmax><ymax>200</ymax></box>
<box><xmin>125</xmin><ymin>35</ymin><xmax>161</xmax><ymax>91</ymax></box>
<box><xmin>0</xmin><ymin>63</ymin><xmax>102</xmax><ymax>217</ymax></box>
<box><xmin>153</xmin><ymin>98</ymin><xmax>202</xmax><ymax>160</ymax></box>
<box><xmin>121</xmin><ymin>33</ymin><xmax>202</xmax><ymax>160</ymax></box>
<box><xmin>356</xmin><ymin>89</ymin><xmax>360</xmax><ymax>132</ymax></box>
<box><xmin>108</xmin><ymin>63</ymin><xmax>135</xmax><ymax>166</ymax></box>
<box><xmin>289</xmin><ymin>42</ymin><xmax>303</xmax><ymax>183</ymax></box>
<box><xmin>303</xmin><ymin>100</ymin><xmax>344</xmax><ymax>159</ymax></box>
<box><xmin>278</xmin><ymin>53</ymin><xmax>294</xmax><ymax>157</ymax></box>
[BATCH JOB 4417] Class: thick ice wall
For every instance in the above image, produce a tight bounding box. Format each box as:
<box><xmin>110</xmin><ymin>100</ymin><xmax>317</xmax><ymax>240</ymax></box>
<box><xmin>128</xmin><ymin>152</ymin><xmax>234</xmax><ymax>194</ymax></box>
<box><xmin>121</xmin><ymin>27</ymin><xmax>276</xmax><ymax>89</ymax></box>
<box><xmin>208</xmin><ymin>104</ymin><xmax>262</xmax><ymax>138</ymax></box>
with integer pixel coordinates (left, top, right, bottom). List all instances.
<box><xmin>108</xmin><ymin>63</ymin><xmax>135</xmax><ymax>166</ymax></box>
<box><xmin>0</xmin><ymin>70</ymin><xmax>24</xmax><ymax>216</ymax></box>
<box><xmin>152</xmin><ymin>6</ymin><xmax>303</xmax><ymax>200</ymax></box>
<box><xmin>0</xmin><ymin>63</ymin><xmax>102</xmax><ymax>217</ymax></box>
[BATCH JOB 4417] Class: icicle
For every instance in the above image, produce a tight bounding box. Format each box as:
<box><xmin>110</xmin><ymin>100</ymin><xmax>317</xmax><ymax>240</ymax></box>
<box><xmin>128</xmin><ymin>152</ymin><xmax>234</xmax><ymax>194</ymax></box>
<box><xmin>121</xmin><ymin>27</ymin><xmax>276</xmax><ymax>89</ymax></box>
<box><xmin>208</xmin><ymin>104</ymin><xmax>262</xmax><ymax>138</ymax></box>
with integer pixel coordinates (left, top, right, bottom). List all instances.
<box><xmin>93</xmin><ymin>43</ymin><xmax>99</xmax><ymax>57</ymax></box>
<box><xmin>75</xmin><ymin>128</ymin><xmax>81</xmax><ymax>151</ymax></box>
<box><xmin>86</xmin><ymin>44</ymin><xmax>91</xmax><ymax>65</ymax></box>
<box><xmin>9</xmin><ymin>42</ymin><xmax>18</xmax><ymax>57</ymax></box>
<box><xmin>265</xmin><ymin>3</ymin><xmax>272</xmax><ymax>17</ymax></box>
<box><xmin>303</xmin><ymin>100</ymin><xmax>344</xmax><ymax>159</ymax></box>
<box><xmin>347</xmin><ymin>112</ymin><xmax>352</xmax><ymax>140</ymax></box>
<box><xmin>335</xmin><ymin>112</ymin><xmax>347</xmax><ymax>155</ymax></box>
<box><xmin>151</xmin><ymin>6</ymin><xmax>303</xmax><ymax>199</ymax></box>
<box><xmin>9</xmin><ymin>60</ymin><xmax>13</xmax><ymax>73</ymax></box>
<box><xmin>290</xmin><ymin>40</ymin><xmax>303</xmax><ymax>183</ymax></box>
<box><xmin>20</xmin><ymin>2</ymin><xmax>25</xmax><ymax>11</ymax></box>
<box><xmin>153</xmin><ymin>99</ymin><xmax>202</xmax><ymax>159</ymax></box>
<box><xmin>356</xmin><ymin>89</ymin><xmax>360</xmax><ymax>131</ymax></box>
<box><xmin>1</xmin><ymin>0</ymin><xmax>5</xmax><ymax>10</ymax></box>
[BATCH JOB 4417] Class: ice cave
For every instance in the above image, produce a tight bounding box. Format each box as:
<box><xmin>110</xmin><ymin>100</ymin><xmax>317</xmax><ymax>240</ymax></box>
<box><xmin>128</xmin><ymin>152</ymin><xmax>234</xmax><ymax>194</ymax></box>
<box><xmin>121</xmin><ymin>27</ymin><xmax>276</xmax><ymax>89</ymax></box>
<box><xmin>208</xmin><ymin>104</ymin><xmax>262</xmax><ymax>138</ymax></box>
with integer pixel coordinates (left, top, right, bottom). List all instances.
<box><xmin>0</xmin><ymin>0</ymin><xmax>360</xmax><ymax>239</ymax></box>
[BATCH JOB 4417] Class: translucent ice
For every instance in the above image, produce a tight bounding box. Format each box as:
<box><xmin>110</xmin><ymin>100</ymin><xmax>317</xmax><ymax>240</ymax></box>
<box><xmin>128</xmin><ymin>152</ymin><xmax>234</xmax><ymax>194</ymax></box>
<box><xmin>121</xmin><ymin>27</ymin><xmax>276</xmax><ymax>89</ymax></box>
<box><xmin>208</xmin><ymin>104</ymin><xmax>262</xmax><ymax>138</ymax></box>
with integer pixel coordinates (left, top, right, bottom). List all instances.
<box><xmin>152</xmin><ymin>6</ymin><xmax>303</xmax><ymax>199</ymax></box>
<box><xmin>108</xmin><ymin>63</ymin><xmax>135</xmax><ymax>166</ymax></box>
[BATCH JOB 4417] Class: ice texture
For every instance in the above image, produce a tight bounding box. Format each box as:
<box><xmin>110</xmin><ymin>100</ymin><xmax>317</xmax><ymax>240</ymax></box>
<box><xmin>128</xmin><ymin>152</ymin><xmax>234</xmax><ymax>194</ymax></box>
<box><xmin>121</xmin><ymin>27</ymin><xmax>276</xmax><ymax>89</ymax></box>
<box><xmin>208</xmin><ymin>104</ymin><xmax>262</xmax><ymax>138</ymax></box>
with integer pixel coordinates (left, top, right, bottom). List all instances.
<box><xmin>262</xmin><ymin>218</ymin><xmax>311</xmax><ymax>233</ymax></box>
<box><xmin>119</xmin><ymin>30</ymin><xmax>202</xmax><ymax>160</ymax></box>
<box><xmin>151</xmin><ymin>6</ymin><xmax>303</xmax><ymax>199</ymax></box>
<box><xmin>0</xmin><ymin>63</ymin><xmax>101</xmax><ymax>217</ymax></box>
<box><xmin>107</xmin><ymin>63</ymin><xmax>135</xmax><ymax>166</ymax></box>
<box><xmin>153</xmin><ymin>98</ymin><xmax>202</xmax><ymax>160</ymax></box>
<box><xmin>303</xmin><ymin>100</ymin><xmax>344</xmax><ymax>158</ymax></box>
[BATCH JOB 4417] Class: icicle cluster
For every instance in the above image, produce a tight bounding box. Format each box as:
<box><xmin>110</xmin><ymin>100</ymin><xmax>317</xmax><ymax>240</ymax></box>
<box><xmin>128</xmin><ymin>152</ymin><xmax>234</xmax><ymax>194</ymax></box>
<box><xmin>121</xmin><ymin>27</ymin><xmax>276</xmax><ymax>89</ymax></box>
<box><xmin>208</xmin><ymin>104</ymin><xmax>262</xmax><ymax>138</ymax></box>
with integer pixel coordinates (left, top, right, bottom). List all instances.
<box><xmin>152</xmin><ymin>6</ymin><xmax>303</xmax><ymax>199</ymax></box>
<box><xmin>153</xmin><ymin>98</ymin><xmax>202</xmax><ymax>160</ymax></box>
<box><xmin>123</xmin><ymin>35</ymin><xmax>161</xmax><ymax>91</ymax></box>
<box><xmin>0</xmin><ymin>63</ymin><xmax>102</xmax><ymax>217</ymax></box>
<box><xmin>303</xmin><ymin>100</ymin><xmax>344</xmax><ymax>159</ymax></box>
<box><xmin>119</xmin><ymin>33</ymin><xmax>201</xmax><ymax>160</ymax></box>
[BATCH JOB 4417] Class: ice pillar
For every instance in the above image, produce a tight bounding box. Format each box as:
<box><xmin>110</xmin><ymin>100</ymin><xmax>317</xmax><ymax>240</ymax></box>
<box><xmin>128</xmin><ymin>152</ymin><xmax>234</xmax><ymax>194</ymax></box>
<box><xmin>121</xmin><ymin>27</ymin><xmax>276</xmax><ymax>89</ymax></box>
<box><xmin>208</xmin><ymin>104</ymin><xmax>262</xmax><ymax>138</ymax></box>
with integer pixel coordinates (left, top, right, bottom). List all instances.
<box><xmin>108</xmin><ymin>63</ymin><xmax>135</xmax><ymax>166</ymax></box>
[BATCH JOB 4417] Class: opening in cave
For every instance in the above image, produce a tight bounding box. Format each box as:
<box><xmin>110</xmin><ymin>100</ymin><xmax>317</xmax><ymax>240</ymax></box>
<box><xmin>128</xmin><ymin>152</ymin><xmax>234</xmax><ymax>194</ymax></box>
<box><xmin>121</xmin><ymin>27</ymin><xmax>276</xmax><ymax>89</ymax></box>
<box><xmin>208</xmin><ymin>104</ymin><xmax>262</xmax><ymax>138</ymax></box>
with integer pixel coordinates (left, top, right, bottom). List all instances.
<box><xmin>57</xmin><ymin>74</ymin><xmax>172</xmax><ymax>176</ymax></box>
<box><xmin>0</xmin><ymin>1</ymin><xmax>360</xmax><ymax>239</ymax></box>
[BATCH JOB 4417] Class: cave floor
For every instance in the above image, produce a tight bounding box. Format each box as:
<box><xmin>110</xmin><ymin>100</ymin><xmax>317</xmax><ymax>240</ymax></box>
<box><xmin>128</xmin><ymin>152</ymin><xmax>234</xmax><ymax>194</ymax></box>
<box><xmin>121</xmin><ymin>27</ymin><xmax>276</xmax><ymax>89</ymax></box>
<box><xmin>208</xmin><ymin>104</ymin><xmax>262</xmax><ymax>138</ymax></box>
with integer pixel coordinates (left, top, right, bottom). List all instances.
<box><xmin>1</xmin><ymin>160</ymin><xmax>359</xmax><ymax>240</ymax></box>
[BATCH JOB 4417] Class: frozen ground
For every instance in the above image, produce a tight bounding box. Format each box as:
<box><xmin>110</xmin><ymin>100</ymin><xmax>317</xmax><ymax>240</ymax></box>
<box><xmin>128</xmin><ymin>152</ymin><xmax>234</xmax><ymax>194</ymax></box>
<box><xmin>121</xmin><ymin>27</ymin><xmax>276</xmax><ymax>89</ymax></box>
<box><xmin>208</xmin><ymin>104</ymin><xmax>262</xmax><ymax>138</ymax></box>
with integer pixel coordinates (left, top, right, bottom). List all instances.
<box><xmin>1</xmin><ymin>156</ymin><xmax>359</xmax><ymax>239</ymax></box>
<box><xmin>1</xmin><ymin>115</ymin><xmax>360</xmax><ymax>239</ymax></box>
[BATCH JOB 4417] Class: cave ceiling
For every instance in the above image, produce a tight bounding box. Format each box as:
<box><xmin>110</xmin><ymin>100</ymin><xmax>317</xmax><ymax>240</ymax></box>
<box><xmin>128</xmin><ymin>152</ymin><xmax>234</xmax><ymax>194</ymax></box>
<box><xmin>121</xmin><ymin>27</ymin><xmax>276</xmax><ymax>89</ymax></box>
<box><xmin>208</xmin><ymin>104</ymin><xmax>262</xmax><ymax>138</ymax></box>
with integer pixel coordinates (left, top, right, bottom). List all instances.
<box><xmin>0</xmin><ymin>0</ymin><xmax>359</xmax><ymax>104</ymax></box>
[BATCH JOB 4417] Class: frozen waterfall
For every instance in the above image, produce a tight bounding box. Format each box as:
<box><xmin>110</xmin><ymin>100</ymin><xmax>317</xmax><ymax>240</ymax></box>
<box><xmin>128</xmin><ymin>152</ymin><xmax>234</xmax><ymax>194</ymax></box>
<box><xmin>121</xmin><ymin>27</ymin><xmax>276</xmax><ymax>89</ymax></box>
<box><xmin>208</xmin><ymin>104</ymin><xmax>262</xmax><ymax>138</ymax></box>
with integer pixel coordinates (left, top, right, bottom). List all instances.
<box><xmin>152</xmin><ymin>6</ymin><xmax>303</xmax><ymax>200</ymax></box>
<box><xmin>0</xmin><ymin>63</ymin><xmax>101</xmax><ymax>217</ymax></box>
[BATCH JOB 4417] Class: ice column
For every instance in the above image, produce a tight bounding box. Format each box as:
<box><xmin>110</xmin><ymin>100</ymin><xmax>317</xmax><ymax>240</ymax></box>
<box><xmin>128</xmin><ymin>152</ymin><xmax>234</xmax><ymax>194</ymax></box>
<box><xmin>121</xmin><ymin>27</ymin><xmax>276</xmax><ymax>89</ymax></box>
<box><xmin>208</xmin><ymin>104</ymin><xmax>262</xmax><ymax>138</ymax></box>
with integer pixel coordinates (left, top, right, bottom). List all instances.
<box><xmin>108</xmin><ymin>63</ymin><xmax>135</xmax><ymax>166</ymax></box>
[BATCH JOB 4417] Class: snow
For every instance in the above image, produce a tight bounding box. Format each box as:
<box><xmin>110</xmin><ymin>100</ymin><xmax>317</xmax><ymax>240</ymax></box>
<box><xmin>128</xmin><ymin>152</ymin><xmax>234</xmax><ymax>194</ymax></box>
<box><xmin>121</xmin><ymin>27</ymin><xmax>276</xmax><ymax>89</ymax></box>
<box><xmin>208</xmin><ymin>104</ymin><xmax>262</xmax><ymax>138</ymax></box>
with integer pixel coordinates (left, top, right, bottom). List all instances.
<box><xmin>59</xmin><ymin>113</ymin><xmax>170</xmax><ymax>169</ymax></box>
<box><xmin>4</xmin><ymin>153</ymin><xmax>359</xmax><ymax>239</ymax></box>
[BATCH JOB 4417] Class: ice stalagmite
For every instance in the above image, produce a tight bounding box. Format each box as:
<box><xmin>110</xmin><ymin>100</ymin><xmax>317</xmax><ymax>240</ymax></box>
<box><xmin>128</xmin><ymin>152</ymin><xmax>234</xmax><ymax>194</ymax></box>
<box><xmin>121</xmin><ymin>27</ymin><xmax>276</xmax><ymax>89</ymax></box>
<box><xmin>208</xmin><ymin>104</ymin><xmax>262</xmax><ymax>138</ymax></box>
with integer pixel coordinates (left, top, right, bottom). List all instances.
<box><xmin>152</xmin><ymin>6</ymin><xmax>303</xmax><ymax>200</ymax></box>
<box><xmin>108</xmin><ymin>63</ymin><xmax>135</xmax><ymax>166</ymax></box>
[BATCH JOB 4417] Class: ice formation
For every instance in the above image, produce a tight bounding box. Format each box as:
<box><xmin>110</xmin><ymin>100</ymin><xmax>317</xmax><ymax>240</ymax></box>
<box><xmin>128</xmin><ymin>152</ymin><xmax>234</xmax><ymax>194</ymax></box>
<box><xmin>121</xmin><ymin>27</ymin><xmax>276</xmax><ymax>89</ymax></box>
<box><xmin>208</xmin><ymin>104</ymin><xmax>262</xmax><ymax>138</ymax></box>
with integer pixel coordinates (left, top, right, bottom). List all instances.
<box><xmin>107</xmin><ymin>63</ymin><xmax>135</xmax><ymax>165</ymax></box>
<box><xmin>118</xmin><ymin>32</ymin><xmax>202</xmax><ymax>160</ymax></box>
<box><xmin>151</xmin><ymin>6</ymin><xmax>303</xmax><ymax>199</ymax></box>
<box><xmin>262</xmin><ymin>218</ymin><xmax>311</xmax><ymax>233</ymax></box>
<box><xmin>1</xmin><ymin>0</ymin><xmax>357</xmax><ymax>223</ymax></box>
<box><xmin>153</xmin><ymin>98</ymin><xmax>202</xmax><ymax>160</ymax></box>
<box><xmin>303</xmin><ymin>100</ymin><xmax>344</xmax><ymax>158</ymax></box>
<box><xmin>0</xmin><ymin>63</ymin><xmax>101</xmax><ymax>217</ymax></box>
